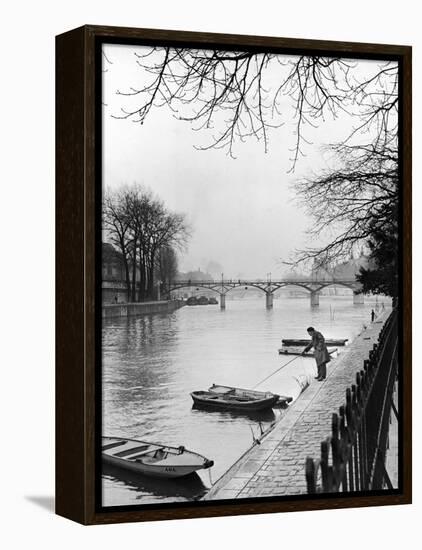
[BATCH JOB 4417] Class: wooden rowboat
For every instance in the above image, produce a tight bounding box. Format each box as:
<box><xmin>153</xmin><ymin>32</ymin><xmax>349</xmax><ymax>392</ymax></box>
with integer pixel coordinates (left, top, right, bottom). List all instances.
<box><xmin>102</xmin><ymin>436</ymin><xmax>214</xmax><ymax>478</ymax></box>
<box><xmin>281</xmin><ymin>338</ymin><xmax>348</xmax><ymax>347</ymax></box>
<box><xmin>278</xmin><ymin>346</ymin><xmax>338</xmax><ymax>356</ymax></box>
<box><xmin>191</xmin><ymin>384</ymin><xmax>285</xmax><ymax>411</ymax></box>
<box><xmin>210</xmin><ymin>384</ymin><xmax>292</xmax><ymax>405</ymax></box>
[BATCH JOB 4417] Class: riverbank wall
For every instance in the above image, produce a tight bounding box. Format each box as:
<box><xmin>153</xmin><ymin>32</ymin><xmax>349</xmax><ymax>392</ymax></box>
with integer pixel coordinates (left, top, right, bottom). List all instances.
<box><xmin>102</xmin><ymin>300</ymin><xmax>185</xmax><ymax>319</ymax></box>
<box><xmin>204</xmin><ymin>309</ymin><xmax>393</xmax><ymax>500</ymax></box>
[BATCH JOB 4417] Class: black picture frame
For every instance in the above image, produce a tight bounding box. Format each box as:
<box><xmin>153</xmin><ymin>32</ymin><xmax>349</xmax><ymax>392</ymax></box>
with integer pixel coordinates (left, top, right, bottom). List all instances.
<box><xmin>56</xmin><ymin>25</ymin><xmax>412</xmax><ymax>525</ymax></box>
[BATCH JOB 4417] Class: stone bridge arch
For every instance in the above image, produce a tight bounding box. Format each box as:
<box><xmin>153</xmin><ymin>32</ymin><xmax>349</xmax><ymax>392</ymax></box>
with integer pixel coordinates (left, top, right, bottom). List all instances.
<box><xmin>165</xmin><ymin>279</ymin><xmax>364</xmax><ymax>309</ymax></box>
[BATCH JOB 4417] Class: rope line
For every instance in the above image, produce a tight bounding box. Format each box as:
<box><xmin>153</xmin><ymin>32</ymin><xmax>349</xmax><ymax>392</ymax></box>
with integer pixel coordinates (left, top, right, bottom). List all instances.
<box><xmin>252</xmin><ymin>356</ymin><xmax>301</xmax><ymax>389</ymax></box>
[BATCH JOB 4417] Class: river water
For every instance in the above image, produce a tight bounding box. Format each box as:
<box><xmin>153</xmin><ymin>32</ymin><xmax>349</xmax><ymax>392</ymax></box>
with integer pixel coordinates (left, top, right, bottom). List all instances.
<box><xmin>102</xmin><ymin>295</ymin><xmax>387</xmax><ymax>506</ymax></box>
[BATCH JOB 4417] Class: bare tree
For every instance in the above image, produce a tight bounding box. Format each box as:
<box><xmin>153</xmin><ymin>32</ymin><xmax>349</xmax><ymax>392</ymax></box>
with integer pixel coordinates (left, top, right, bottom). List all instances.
<box><xmin>109</xmin><ymin>47</ymin><xmax>399</xmax><ymax>270</ymax></box>
<box><xmin>111</xmin><ymin>48</ymin><xmax>397</xmax><ymax>167</ymax></box>
<box><xmin>112</xmin><ymin>49</ymin><xmax>358</xmax><ymax>165</ymax></box>
<box><xmin>356</xmin><ymin>202</ymin><xmax>399</xmax><ymax>297</ymax></box>
<box><xmin>125</xmin><ymin>186</ymin><xmax>154</xmax><ymax>301</ymax></box>
<box><xmin>288</xmin><ymin>58</ymin><xmax>398</xmax><ymax>268</ymax></box>
<box><xmin>144</xmin><ymin>205</ymin><xmax>190</xmax><ymax>298</ymax></box>
<box><xmin>293</xmin><ymin>139</ymin><xmax>398</xmax><ymax>267</ymax></box>
<box><xmin>156</xmin><ymin>246</ymin><xmax>179</xmax><ymax>290</ymax></box>
<box><xmin>103</xmin><ymin>184</ymin><xmax>190</xmax><ymax>301</ymax></box>
<box><xmin>103</xmin><ymin>188</ymin><xmax>132</xmax><ymax>300</ymax></box>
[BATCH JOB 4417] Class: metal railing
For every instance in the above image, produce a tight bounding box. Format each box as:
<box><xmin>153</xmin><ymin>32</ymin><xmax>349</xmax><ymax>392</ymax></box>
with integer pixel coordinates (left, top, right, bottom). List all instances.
<box><xmin>306</xmin><ymin>309</ymin><xmax>398</xmax><ymax>493</ymax></box>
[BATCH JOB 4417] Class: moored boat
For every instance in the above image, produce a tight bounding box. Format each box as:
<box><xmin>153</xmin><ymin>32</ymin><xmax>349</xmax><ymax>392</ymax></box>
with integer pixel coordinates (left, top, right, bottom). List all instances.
<box><xmin>281</xmin><ymin>338</ymin><xmax>348</xmax><ymax>347</ymax></box>
<box><xmin>102</xmin><ymin>436</ymin><xmax>214</xmax><ymax>478</ymax></box>
<box><xmin>191</xmin><ymin>384</ymin><xmax>283</xmax><ymax>411</ymax></box>
<box><xmin>278</xmin><ymin>346</ymin><xmax>338</xmax><ymax>356</ymax></box>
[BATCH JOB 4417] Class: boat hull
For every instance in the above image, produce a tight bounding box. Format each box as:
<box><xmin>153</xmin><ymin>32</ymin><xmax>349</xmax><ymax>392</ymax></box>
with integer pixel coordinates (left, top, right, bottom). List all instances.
<box><xmin>281</xmin><ymin>338</ymin><xmax>348</xmax><ymax>347</ymax></box>
<box><xmin>103</xmin><ymin>454</ymin><xmax>204</xmax><ymax>478</ymax></box>
<box><xmin>102</xmin><ymin>436</ymin><xmax>213</xmax><ymax>479</ymax></box>
<box><xmin>209</xmin><ymin>384</ymin><xmax>291</xmax><ymax>406</ymax></box>
<box><xmin>190</xmin><ymin>391</ymin><xmax>279</xmax><ymax>411</ymax></box>
<box><xmin>278</xmin><ymin>346</ymin><xmax>337</xmax><ymax>356</ymax></box>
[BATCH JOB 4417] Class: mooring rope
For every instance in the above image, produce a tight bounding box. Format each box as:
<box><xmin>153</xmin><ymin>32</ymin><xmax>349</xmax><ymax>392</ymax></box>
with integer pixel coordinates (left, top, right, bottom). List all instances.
<box><xmin>252</xmin><ymin>355</ymin><xmax>301</xmax><ymax>389</ymax></box>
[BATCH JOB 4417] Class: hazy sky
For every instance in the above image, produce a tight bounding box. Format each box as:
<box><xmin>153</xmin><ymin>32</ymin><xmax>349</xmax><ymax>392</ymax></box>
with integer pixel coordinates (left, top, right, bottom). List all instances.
<box><xmin>102</xmin><ymin>45</ymin><xmax>383</xmax><ymax>279</ymax></box>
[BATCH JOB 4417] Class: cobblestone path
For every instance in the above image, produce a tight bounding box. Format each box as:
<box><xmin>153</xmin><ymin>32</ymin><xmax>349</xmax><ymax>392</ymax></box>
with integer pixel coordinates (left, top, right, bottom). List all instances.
<box><xmin>205</xmin><ymin>312</ymin><xmax>389</xmax><ymax>500</ymax></box>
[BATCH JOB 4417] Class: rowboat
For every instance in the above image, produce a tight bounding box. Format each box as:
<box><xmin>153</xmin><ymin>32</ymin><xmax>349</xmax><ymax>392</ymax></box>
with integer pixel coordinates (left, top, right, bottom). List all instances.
<box><xmin>281</xmin><ymin>338</ymin><xmax>348</xmax><ymax>347</ymax></box>
<box><xmin>102</xmin><ymin>436</ymin><xmax>214</xmax><ymax>478</ymax></box>
<box><xmin>278</xmin><ymin>346</ymin><xmax>338</xmax><ymax>356</ymax></box>
<box><xmin>210</xmin><ymin>384</ymin><xmax>293</xmax><ymax>405</ymax></box>
<box><xmin>191</xmin><ymin>384</ymin><xmax>284</xmax><ymax>411</ymax></box>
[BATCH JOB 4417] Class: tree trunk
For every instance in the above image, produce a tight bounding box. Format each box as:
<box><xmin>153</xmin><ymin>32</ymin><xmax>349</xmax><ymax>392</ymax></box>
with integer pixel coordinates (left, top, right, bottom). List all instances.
<box><xmin>138</xmin><ymin>247</ymin><xmax>145</xmax><ymax>301</ymax></box>
<box><xmin>118</xmin><ymin>238</ymin><xmax>131</xmax><ymax>302</ymax></box>
<box><xmin>147</xmin><ymin>264</ymin><xmax>155</xmax><ymax>299</ymax></box>
<box><xmin>123</xmin><ymin>257</ymin><xmax>130</xmax><ymax>302</ymax></box>
<box><xmin>131</xmin><ymin>239</ymin><xmax>137</xmax><ymax>302</ymax></box>
<box><xmin>146</xmin><ymin>249</ymin><xmax>156</xmax><ymax>300</ymax></box>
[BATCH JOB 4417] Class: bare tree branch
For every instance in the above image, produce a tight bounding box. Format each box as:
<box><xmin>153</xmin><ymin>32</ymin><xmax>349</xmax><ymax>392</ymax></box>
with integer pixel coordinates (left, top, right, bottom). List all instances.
<box><xmin>291</xmin><ymin>138</ymin><xmax>398</xmax><ymax>268</ymax></box>
<box><xmin>110</xmin><ymin>48</ymin><xmax>373</xmax><ymax>166</ymax></box>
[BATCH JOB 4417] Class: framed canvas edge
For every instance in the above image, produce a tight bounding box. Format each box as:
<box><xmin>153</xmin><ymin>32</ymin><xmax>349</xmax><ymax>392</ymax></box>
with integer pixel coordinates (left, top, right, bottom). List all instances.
<box><xmin>55</xmin><ymin>24</ymin><xmax>412</xmax><ymax>526</ymax></box>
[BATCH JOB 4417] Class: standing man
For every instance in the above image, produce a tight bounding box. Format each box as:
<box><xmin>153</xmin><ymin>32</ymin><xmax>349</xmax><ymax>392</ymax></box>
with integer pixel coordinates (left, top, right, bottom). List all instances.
<box><xmin>371</xmin><ymin>309</ymin><xmax>375</xmax><ymax>322</ymax></box>
<box><xmin>302</xmin><ymin>327</ymin><xmax>331</xmax><ymax>381</ymax></box>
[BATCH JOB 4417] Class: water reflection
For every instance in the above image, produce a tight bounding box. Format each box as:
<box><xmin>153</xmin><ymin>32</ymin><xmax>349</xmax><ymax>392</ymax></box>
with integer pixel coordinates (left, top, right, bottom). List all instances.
<box><xmin>191</xmin><ymin>403</ymin><xmax>277</xmax><ymax>423</ymax></box>
<box><xmin>102</xmin><ymin>464</ymin><xmax>208</xmax><ymax>504</ymax></box>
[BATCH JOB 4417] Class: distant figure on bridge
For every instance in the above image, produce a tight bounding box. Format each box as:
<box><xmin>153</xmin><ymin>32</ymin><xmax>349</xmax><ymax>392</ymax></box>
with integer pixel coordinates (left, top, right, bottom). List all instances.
<box><xmin>371</xmin><ymin>309</ymin><xmax>376</xmax><ymax>322</ymax></box>
<box><xmin>302</xmin><ymin>327</ymin><xmax>331</xmax><ymax>381</ymax></box>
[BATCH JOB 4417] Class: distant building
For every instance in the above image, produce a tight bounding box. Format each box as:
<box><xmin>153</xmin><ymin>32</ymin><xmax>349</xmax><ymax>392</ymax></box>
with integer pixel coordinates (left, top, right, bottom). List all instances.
<box><xmin>332</xmin><ymin>254</ymin><xmax>374</xmax><ymax>279</ymax></box>
<box><xmin>282</xmin><ymin>269</ymin><xmax>310</xmax><ymax>281</ymax></box>
<box><xmin>310</xmin><ymin>252</ymin><xmax>375</xmax><ymax>296</ymax></box>
<box><xmin>311</xmin><ymin>252</ymin><xmax>373</xmax><ymax>281</ymax></box>
<box><xmin>102</xmin><ymin>242</ymin><xmax>125</xmax><ymax>281</ymax></box>
<box><xmin>311</xmin><ymin>260</ymin><xmax>333</xmax><ymax>281</ymax></box>
<box><xmin>174</xmin><ymin>269</ymin><xmax>216</xmax><ymax>299</ymax></box>
<box><xmin>176</xmin><ymin>268</ymin><xmax>213</xmax><ymax>282</ymax></box>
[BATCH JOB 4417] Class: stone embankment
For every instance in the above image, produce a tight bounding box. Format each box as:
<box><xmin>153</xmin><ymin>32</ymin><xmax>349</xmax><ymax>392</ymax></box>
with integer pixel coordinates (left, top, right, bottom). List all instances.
<box><xmin>102</xmin><ymin>300</ymin><xmax>185</xmax><ymax>319</ymax></box>
<box><xmin>205</xmin><ymin>310</ymin><xmax>391</xmax><ymax>500</ymax></box>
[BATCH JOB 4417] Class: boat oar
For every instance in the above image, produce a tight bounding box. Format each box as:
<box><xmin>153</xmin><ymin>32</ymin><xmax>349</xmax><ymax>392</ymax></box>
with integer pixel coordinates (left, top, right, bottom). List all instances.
<box><xmin>252</xmin><ymin>355</ymin><xmax>301</xmax><ymax>390</ymax></box>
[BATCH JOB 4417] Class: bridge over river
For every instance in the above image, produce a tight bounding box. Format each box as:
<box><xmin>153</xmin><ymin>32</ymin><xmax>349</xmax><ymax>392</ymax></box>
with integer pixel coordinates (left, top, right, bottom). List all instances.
<box><xmin>166</xmin><ymin>278</ymin><xmax>364</xmax><ymax>309</ymax></box>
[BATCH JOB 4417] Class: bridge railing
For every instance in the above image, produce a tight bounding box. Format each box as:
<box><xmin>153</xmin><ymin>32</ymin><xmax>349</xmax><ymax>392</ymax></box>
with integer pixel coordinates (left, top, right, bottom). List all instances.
<box><xmin>169</xmin><ymin>278</ymin><xmax>358</xmax><ymax>285</ymax></box>
<box><xmin>305</xmin><ymin>309</ymin><xmax>398</xmax><ymax>493</ymax></box>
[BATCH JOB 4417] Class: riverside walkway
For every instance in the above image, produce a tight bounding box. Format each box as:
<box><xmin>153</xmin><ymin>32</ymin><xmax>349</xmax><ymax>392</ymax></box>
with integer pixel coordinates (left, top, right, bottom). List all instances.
<box><xmin>205</xmin><ymin>310</ymin><xmax>392</xmax><ymax>500</ymax></box>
